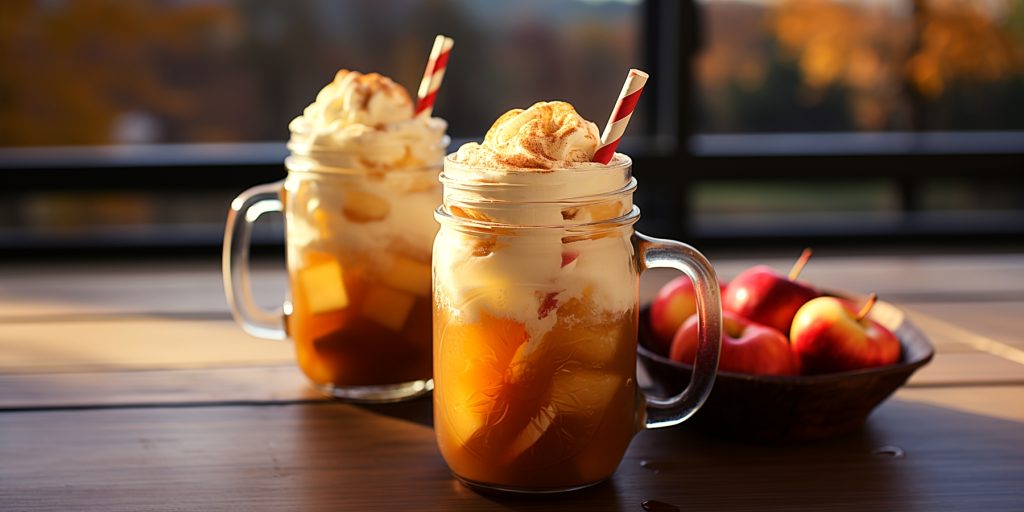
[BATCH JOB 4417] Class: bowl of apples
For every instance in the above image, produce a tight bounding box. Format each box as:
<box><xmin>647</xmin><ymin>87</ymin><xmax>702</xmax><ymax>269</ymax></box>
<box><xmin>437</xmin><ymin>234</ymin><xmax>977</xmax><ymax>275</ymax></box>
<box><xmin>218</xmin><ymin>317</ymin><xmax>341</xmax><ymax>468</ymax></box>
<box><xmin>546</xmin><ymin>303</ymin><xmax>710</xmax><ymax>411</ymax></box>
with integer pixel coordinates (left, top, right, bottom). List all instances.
<box><xmin>638</xmin><ymin>249</ymin><xmax>934</xmax><ymax>441</ymax></box>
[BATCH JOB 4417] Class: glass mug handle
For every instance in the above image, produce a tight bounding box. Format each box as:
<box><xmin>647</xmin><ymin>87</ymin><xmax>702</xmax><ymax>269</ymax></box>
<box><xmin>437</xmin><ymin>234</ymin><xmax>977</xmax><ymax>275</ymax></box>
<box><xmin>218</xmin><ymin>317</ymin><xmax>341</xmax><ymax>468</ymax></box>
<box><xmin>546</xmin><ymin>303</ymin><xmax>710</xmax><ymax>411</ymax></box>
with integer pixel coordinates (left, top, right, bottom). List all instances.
<box><xmin>223</xmin><ymin>181</ymin><xmax>288</xmax><ymax>340</ymax></box>
<box><xmin>633</xmin><ymin>232</ymin><xmax>722</xmax><ymax>429</ymax></box>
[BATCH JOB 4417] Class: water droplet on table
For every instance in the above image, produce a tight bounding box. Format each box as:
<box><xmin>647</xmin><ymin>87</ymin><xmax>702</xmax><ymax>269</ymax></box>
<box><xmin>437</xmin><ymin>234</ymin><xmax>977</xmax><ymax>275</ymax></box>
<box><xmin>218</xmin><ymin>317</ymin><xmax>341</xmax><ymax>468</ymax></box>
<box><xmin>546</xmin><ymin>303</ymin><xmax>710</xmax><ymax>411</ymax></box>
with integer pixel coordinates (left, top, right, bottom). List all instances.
<box><xmin>640</xmin><ymin>460</ymin><xmax>670</xmax><ymax>474</ymax></box>
<box><xmin>642</xmin><ymin>499</ymin><xmax>681</xmax><ymax>512</ymax></box>
<box><xmin>873</xmin><ymin>445</ymin><xmax>906</xmax><ymax>458</ymax></box>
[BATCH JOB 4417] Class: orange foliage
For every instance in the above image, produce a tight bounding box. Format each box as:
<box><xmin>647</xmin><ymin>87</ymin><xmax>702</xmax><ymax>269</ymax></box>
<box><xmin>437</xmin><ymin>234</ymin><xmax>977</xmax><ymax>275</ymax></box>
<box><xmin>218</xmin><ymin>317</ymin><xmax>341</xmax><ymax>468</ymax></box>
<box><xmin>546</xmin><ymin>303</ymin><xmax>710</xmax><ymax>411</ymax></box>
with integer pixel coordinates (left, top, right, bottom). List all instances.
<box><xmin>774</xmin><ymin>0</ymin><xmax>1023</xmax><ymax>101</ymax></box>
<box><xmin>907</xmin><ymin>0</ymin><xmax>1023</xmax><ymax>98</ymax></box>
<box><xmin>0</xmin><ymin>0</ymin><xmax>240</xmax><ymax>146</ymax></box>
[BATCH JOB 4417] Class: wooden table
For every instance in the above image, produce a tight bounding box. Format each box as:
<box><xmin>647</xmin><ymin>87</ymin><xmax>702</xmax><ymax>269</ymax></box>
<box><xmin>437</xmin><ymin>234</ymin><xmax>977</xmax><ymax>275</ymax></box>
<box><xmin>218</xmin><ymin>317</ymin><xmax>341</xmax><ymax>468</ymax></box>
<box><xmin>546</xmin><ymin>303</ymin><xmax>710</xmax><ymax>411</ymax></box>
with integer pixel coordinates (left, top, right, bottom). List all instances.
<box><xmin>3</xmin><ymin>253</ymin><xmax>1024</xmax><ymax>511</ymax></box>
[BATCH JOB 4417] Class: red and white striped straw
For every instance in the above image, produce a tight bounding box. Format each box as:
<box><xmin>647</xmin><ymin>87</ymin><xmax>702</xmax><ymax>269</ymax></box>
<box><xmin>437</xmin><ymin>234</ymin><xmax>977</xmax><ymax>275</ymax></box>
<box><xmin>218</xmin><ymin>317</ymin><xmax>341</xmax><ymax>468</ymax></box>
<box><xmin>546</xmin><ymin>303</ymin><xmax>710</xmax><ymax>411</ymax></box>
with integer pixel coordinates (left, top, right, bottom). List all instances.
<box><xmin>593</xmin><ymin>69</ymin><xmax>649</xmax><ymax>164</ymax></box>
<box><xmin>414</xmin><ymin>34</ymin><xmax>454</xmax><ymax>118</ymax></box>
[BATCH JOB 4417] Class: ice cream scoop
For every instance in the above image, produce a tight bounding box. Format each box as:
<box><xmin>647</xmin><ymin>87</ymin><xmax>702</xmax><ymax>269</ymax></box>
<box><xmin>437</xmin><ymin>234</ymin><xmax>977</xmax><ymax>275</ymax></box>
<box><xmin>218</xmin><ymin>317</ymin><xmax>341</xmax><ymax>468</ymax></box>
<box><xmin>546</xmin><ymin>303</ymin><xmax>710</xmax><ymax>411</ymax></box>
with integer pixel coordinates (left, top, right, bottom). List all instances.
<box><xmin>453</xmin><ymin>101</ymin><xmax>601</xmax><ymax>169</ymax></box>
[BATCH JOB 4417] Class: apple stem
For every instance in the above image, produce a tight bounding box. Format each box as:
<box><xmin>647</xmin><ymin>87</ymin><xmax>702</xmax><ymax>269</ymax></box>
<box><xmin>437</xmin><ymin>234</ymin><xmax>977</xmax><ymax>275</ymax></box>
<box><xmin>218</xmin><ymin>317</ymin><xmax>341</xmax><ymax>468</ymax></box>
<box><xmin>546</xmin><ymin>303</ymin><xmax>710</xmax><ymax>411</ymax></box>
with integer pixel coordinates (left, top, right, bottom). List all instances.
<box><xmin>788</xmin><ymin>248</ymin><xmax>813</xmax><ymax>281</ymax></box>
<box><xmin>856</xmin><ymin>293</ymin><xmax>878</xmax><ymax>321</ymax></box>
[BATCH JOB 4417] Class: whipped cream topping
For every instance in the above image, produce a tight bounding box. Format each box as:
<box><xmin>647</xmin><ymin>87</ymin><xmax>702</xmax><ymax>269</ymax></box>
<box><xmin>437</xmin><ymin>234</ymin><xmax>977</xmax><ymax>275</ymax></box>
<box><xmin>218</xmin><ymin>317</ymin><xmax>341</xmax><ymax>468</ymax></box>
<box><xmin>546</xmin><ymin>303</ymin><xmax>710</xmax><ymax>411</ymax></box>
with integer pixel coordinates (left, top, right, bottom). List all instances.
<box><xmin>287</xmin><ymin>170</ymin><xmax>441</xmax><ymax>275</ymax></box>
<box><xmin>453</xmin><ymin>101</ymin><xmax>602</xmax><ymax>169</ymax></box>
<box><xmin>437</xmin><ymin>102</ymin><xmax>636</xmax><ymax>340</ymax></box>
<box><xmin>288</xmin><ymin>69</ymin><xmax>447</xmax><ymax>170</ymax></box>
<box><xmin>284</xmin><ymin>70</ymin><xmax>448</xmax><ymax>274</ymax></box>
<box><xmin>441</xmin><ymin>156</ymin><xmax>632</xmax><ymax>228</ymax></box>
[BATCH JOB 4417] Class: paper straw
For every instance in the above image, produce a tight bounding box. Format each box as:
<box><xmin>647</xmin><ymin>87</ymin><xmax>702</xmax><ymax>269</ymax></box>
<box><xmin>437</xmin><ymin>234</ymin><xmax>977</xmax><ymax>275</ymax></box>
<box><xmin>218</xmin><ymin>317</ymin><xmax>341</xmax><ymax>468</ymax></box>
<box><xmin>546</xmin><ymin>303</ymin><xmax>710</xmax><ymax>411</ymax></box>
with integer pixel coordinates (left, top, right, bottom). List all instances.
<box><xmin>593</xmin><ymin>69</ymin><xmax>649</xmax><ymax>164</ymax></box>
<box><xmin>414</xmin><ymin>35</ymin><xmax>454</xmax><ymax>118</ymax></box>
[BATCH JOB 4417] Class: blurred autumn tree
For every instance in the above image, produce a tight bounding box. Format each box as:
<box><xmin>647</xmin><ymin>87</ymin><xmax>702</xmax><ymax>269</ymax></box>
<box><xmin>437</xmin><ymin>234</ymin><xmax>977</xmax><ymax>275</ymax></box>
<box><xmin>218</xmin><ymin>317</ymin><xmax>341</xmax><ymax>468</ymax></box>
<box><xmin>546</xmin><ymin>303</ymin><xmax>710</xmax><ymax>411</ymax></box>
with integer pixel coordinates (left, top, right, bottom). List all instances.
<box><xmin>773</xmin><ymin>0</ymin><xmax>1024</xmax><ymax>130</ymax></box>
<box><xmin>0</xmin><ymin>0</ymin><xmax>638</xmax><ymax>147</ymax></box>
<box><xmin>0</xmin><ymin>0</ymin><xmax>247</xmax><ymax>146</ymax></box>
<box><xmin>697</xmin><ymin>0</ymin><xmax>1024</xmax><ymax>132</ymax></box>
<box><xmin>4</xmin><ymin>1</ymin><xmax>1022</xmax><ymax>143</ymax></box>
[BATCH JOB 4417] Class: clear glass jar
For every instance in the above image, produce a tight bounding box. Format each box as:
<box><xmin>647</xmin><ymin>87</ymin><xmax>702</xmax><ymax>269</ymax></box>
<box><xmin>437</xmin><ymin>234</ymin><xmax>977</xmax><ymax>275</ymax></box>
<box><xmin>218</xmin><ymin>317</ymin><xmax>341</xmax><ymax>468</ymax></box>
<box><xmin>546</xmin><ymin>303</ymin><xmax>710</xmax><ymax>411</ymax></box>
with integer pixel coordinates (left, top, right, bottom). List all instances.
<box><xmin>432</xmin><ymin>155</ymin><xmax>723</xmax><ymax>492</ymax></box>
<box><xmin>225</xmin><ymin>138</ymin><xmax>447</xmax><ymax>402</ymax></box>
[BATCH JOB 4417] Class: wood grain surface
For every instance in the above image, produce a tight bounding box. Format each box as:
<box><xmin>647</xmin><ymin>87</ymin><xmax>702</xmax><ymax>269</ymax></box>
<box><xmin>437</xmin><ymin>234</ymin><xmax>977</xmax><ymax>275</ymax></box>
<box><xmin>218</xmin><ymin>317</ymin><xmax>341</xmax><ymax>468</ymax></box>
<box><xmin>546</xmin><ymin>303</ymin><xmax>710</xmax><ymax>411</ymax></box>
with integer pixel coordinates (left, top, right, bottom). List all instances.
<box><xmin>3</xmin><ymin>394</ymin><xmax>1023</xmax><ymax>512</ymax></box>
<box><xmin>1</xmin><ymin>254</ymin><xmax>1023</xmax><ymax>511</ymax></box>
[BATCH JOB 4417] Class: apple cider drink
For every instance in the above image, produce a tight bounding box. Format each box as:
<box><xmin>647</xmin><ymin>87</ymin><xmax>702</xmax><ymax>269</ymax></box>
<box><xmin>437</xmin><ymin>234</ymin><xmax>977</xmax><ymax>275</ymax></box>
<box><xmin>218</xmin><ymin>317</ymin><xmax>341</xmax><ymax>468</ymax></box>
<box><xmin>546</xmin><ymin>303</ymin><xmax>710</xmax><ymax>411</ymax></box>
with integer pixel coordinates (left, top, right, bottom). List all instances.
<box><xmin>433</xmin><ymin>101</ymin><xmax>723</xmax><ymax>492</ymax></box>
<box><xmin>283</xmin><ymin>70</ymin><xmax>448</xmax><ymax>398</ymax></box>
<box><xmin>433</xmin><ymin>102</ymin><xmax>649</xmax><ymax>490</ymax></box>
<box><xmin>284</xmin><ymin>167</ymin><xmax>439</xmax><ymax>389</ymax></box>
<box><xmin>433</xmin><ymin>225</ymin><xmax>640</xmax><ymax>489</ymax></box>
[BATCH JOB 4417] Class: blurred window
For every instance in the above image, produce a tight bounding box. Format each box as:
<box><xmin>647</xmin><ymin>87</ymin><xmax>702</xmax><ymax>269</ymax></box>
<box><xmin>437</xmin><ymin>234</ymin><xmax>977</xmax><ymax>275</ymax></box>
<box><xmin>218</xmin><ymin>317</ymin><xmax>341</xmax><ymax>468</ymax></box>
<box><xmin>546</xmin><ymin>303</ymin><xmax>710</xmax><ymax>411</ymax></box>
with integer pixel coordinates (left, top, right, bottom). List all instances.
<box><xmin>1</xmin><ymin>0</ymin><xmax>645</xmax><ymax>147</ymax></box>
<box><xmin>0</xmin><ymin>0</ymin><xmax>652</xmax><ymax>252</ymax></box>
<box><xmin>1</xmin><ymin>0</ymin><xmax>1021</xmax><ymax>252</ymax></box>
<box><xmin>682</xmin><ymin>0</ymin><xmax>1024</xmax><ymax>243</ymax></box>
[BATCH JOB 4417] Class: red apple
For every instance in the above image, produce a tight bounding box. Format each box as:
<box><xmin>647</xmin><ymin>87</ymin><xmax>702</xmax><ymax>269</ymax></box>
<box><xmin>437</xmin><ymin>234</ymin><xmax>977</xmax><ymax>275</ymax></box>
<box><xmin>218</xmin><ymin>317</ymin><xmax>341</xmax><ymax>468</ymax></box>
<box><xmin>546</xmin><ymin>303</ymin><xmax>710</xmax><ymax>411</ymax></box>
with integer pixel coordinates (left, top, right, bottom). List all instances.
<box><xmin>670</xmin><ymin>311</ymin><xmax>798</xmax><ymax>376</ymax></box>
<box><xmin>790</xmin><ymin>294</ymin><xmax>901</xmax><ymax>374</ymax></box>
<box><xmin>649</xmin><ymin>277</ymin><xmax>729</xmax><ymax>356</ymax></box>
<box><xmin>722</xmin><ymin>248</ymin><xmax>819</xmax><ymax>335</ymax></box>
<box><xmin>648</xmin><ymin>276</ymin><xmax>698</xmax><ymax>355</ymax></box>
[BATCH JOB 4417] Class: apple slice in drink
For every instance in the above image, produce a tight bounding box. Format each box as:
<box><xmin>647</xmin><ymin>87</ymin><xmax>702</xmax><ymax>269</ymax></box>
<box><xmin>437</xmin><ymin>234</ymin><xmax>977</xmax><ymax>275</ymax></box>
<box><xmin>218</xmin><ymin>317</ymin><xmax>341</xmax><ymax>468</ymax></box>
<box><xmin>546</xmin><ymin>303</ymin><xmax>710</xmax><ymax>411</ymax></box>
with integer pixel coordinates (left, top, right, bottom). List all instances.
<box><xmin>381</xmin><ymin>254</ymin><xmax>432</xmax><ymax>296</ymax></box>
<box><xmin>438</xmin><ymin>312</ymin><xmax>530</xmax><ymax>445</ymax></box>
<box><xmin>450</xmin><ymin>206</ymin><xmax>503</xmax><ymax>257</ymax></box>
<box><xmin>311</xmin><ymin>206</ymin><xmax>333</xmax><ymax>239</ymax></box>
<box><xmin>342</xmin><ymin>189</ymin><xmax>390</xmax><ymax>223</ymax></box>
<box><xmin>503</xmin><ymin>369</ymin><xmax>621</xmax><ymax>464</ymax></box>
<box><xmin>549</xmin><ymin>295</ymin><xmax>629</xmax><ymax>368</ymax></box>
<box><xmin>298</xmin><ymin>256</ymin><xmax>349</xmax><ymax>314</ymax></box>
<box><xmin>499</xmin><ymin>314</ymin><xmax>623</xmax><ymax>464</ymax></box>
<box><xmin>360</xmin><ymin>285</ymin><xmax>415</xmax><ymax>331</ymax></box>
<box><xmin>440</xmin><ymin>303</ymin><xmax>626</xmax><ymax>467</ymax></box>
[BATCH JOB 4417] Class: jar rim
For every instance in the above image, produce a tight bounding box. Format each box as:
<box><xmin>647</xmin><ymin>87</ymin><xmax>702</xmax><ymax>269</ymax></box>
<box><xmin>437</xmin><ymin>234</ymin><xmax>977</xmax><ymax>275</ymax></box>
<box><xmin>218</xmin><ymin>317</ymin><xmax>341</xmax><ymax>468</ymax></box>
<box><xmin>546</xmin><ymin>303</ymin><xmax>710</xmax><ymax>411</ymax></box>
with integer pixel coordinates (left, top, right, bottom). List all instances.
<box><xmin>440</xmin><ymin>153</ymin><xmax>633</xmax><ymax>199</ymax></box>
<box><xmin>434</xmin><ymin>204</ymin><xmax>640</xmax><ymax>232</ymax></box>
<box><xmin>287</xmin><ymin>134</ymin><xmax>450</xmax><ymax>155</ymax></box>
<box><xmin>442</xmin><ymin>152</ymin><xmax>631</xmax><ymax>176</ymax></box>
<box><xmin>441</xmin><ymin>176</ymin><xmax>638</xmax><ymax>206</ymax></box>
<box><xmin>283</xmin><ymin>134</ymin><xmax>449</xmax><ymax>176</ymax></box>
<box><xmin>285</xmin><ymin>155</ymin><xmax>444</xmax><ymax>176</ymax></box>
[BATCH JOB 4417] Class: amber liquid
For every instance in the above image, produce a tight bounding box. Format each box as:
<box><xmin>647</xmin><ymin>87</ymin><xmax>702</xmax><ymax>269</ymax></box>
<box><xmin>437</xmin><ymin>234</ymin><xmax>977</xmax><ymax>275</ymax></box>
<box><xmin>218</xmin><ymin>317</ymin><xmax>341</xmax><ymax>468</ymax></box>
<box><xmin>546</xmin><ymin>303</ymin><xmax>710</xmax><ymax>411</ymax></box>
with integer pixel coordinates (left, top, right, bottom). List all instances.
<box><xmin>434</xmin><ymin>293</ymin><xmax>638</xmax><ymax>490</ymax></box>
<box><xmin>288</xmin><ymin>249</ymin><xmax>433</xmax><ymax>387</ymax></box>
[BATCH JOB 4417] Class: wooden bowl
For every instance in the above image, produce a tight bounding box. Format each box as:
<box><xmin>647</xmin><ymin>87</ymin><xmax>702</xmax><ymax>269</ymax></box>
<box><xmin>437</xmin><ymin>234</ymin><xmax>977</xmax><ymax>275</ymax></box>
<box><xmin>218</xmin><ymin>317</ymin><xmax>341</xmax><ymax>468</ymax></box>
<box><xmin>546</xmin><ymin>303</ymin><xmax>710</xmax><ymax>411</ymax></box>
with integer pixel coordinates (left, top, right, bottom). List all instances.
<box><xmin>638</xmin><ymin>297</ymin><xmax>934</xmax><ymax>441</ymax></box>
